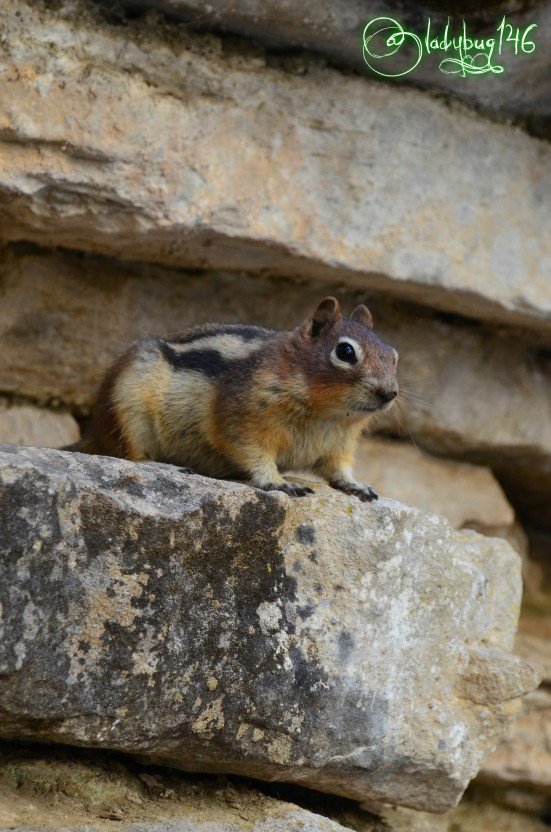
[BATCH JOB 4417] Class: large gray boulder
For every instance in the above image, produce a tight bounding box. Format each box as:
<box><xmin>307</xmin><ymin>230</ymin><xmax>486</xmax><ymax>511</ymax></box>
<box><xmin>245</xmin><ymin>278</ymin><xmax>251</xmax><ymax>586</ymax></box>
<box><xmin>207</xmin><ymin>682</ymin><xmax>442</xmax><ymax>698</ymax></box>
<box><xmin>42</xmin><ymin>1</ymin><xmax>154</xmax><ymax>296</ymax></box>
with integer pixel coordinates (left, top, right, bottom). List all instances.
<box><xmin>0</xmin><ymin>1</ymin><xmax>549</xmax><ymax>335</ymax></box>
<box><xmin>0</xmin><ymin>446</ymin><xmax>541</xmax><ymax>812</ymax></box>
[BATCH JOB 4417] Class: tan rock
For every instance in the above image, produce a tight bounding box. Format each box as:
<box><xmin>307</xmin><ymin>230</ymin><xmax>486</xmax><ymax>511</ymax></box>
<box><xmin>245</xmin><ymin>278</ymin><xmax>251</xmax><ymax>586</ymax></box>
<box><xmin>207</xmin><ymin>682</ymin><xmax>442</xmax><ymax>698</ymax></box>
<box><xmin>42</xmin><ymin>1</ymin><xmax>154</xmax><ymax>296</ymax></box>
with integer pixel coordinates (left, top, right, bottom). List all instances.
<box><xmin>354</xmin><ymin>438</ymin><xmax>514</xmax><ymax>532</ymax></box>
<box><xmin>0</xmin><ymin>400</ymin><xmax>79</xmax><ymax>449</ymax></box>
<box><xmin>114</xmin><ymin>0</ymin><xmax>551</xmax><ymax>139</ymax></box>
<box><xmin>477</xmin><ymin>621</ymin><xmax>550</xmax><ymax>808</ymax></box>
<box><xmin>515</xmin><ymin>634</ymin><xmax>551</xmax><ymax>685</ymax></box>
<box><xmin>369</xmin><ymin>301</ymin><xmax>551</xmax><ymax>531</ymax></box>
<box><xmin>0</xmin><ymin>743</ymin><xmax>351</xmax><ymax>832</ymax></box>
<box><xmin>478</xmin><ymin>688</ymin><xmax>551</xmax><ymax>796</ymax></box>
<box><xmin>466</xmin><ymin>521</ymin><xmax>529</xmax><ymax>565</ymax></box>
<box><xmin>0</xmin><ymin>1</ymin><xmax>550</xmax><ymax>334</ymax></box>
<box><xmin>521</xmin><ymin>532</ymin><xmax>551</xmax><ymax>606</ymax></box>
<box><xmin>367</xmin><ymin>794</ymin><xmax>550</xmax><ymax>831</ymax></box>
<box><xmin>519</xmin><ymin>613</ymin><xmax>551</xmax><ymax>647</ymax></box>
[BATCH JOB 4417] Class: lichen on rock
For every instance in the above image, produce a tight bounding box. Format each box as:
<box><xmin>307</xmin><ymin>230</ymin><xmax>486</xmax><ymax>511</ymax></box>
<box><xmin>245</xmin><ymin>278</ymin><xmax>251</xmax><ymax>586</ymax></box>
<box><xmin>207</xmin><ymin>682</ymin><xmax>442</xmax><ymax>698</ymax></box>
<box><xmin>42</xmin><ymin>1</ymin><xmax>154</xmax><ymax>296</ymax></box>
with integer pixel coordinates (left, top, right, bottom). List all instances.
<box><xmin>0</xmin><ymin>445</ymin><xmax>542</xmax><ymax>813</ymax></box>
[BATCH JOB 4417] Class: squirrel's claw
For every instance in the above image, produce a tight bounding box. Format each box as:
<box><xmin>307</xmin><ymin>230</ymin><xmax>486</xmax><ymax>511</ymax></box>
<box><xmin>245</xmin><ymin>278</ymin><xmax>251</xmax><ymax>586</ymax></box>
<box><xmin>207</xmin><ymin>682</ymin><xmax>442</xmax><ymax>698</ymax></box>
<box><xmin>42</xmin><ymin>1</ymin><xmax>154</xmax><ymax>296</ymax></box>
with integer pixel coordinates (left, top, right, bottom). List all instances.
<box><xmin>263</xmin><ymin>483</ymin><xmax>314</xmax><ymax>498</ymax></box>
<box><xmin>332</xmin><ymin>482</ymin><xmax>379</xmax><ymax>502</ymax></box>
<box><xmin>358</xmin><ymin>486</ymin><xmax>379</xmax><ymax>502</ymax></box>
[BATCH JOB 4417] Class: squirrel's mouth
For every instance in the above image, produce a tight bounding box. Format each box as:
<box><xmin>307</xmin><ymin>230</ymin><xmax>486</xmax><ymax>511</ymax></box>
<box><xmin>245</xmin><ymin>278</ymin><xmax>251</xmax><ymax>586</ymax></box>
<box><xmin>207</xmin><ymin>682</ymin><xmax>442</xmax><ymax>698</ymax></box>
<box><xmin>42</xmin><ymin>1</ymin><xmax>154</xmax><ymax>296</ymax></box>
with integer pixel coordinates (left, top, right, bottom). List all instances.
<box><xmin>354</xmin><ymin>399</ymin><xmax>396</xmax><ymax>414</ymax></box>
<box><xmin>353</xmin><ymin>403</ymin><xmax>381</xmax><ymax>414</ymax></box>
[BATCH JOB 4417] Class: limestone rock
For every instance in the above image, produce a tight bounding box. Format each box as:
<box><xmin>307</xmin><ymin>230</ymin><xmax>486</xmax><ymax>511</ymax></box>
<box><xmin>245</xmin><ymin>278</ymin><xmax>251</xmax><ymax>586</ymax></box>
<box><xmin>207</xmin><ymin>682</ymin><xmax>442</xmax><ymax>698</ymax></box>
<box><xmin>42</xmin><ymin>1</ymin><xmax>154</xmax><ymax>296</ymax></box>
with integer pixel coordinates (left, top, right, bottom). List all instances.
<box><xmin>3</xmin><ymin>822</ymin><xmax>349</xmax><ymax>832</ymax></box>
<box><xmin>0</xmin><ymin>1</ymin><xmax>550</xmax><ymax>335</ymax></box>
<box><xmin>1</xmin><ymin>246</ymin><xmax>549</xmax><ymax>530</ymax></box>
<box><xmin>355</xmin><ymin>791</ymin><xmax>551</xmax><ymax>831</ymax></box>
<box><xmin>354</xmin><ymin>438</ymin><xmax>515</xmax><ymax>536</ymax></box>
<box><xmin>0</xmin><ymin>742</ymin><xmax>548</xmax><ymax>832</ymax></box>
<box><xmin>118</xmin><ymin>0</ymin><xmax>551</xmax><ymax>139</ymax></box>
<box><xmin>478</xmin><ymin>631</ymin><xmax>551</xmax><ymax>811</ymax></box>
<box><xmin>478</xmin><ymin>688</ymin><xmax>551</xmax><ymax>796</ymax></box>
<box><xmin>0</xmin><ymin>445</ymin><xmax>541</xmax><ymax>812</ymax></box>
<box><xmin>515</xmin><ymin>634</ymin><xmax>551</xmax><ymax>685</ymax></box>
<box><xmin>0</xmin><ymin>400</ymin><xmax>79</xmax><ymax>449</ymax></box>
<box><xmin>0</xmin><ymin>743</ymin><xmax>353</xmax><ymax>832</ymax></box>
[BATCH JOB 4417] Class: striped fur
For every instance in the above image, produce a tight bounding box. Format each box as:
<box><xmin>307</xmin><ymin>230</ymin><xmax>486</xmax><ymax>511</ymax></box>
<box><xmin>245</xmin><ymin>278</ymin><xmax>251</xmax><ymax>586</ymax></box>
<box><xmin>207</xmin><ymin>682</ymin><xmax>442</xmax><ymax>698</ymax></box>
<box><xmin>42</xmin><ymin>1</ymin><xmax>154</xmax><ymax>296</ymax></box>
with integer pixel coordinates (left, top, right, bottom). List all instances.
<box><xmin>77</xmin><ymin>299</ymin><xmax>398</xmax><ymax>500</ymax></box>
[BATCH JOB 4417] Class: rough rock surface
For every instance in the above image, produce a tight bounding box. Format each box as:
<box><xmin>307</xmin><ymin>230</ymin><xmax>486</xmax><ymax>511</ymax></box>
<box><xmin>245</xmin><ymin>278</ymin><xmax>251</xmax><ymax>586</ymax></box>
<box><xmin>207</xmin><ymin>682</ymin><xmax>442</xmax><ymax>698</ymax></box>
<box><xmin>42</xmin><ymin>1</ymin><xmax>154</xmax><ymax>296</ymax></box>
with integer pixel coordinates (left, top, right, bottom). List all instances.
<box><xmin>0</xmin><ymin>742</ymin><xmax>548</xmax><ymax>832</ymax></box>
<box><xmin>478</xmin><ymin>688</ymin><xmax>551</xmax><ymax>797</ymax></box>
<box><xmin>354</xmin><ymin>438</ymin><xmax>515</xmax><ymax>534</ymax></box>
<box><xmin>115</xmin><ymin>0</ymin><xmax>551</xmax><ymax>138</ymax></box>
<box><xmin>0</xmin><ymin>445</ymin><xmax>541</xmax><ymax>812</ymax></box>
<box><xmin>0</xmin><ymin>819</ymin><xmax>350</xmax><ymax>832</ymax></box>
<box><xmin>0</xmin><ymin>2</ymin><xmax>550</xmax><ymax>334</ymax></box>
<box><xmin>1</xmin><ymin>247</ymin><xmax>549</xmax><ymax>530</ymax></box>
<box><xmin>358</xmin><ymin>793</ymin><xmax>550</xmax><ymax>831</ymax></box>
<box><xmin>316</xmin><ymin>437</ymin><xmax>526</xmax><ymax>555</ymax></box>
<box><xmin>515</xmin><ymin>634</ymin><xmax>551</xmax><ymax>685</ymax></box>
<box><xmin>0</xmin><ymin>399</ymin><xmax>79</xmax><ymax>449</ymax></box>
<box><xmin>478</xmin><ymin>631</ymin><xmax>551</xmax><ymax>799</ymax></box>
<box><xmin>0</xmin><ymin>743</ymin><xmax>354</xmax><ymax>832</ymax></box>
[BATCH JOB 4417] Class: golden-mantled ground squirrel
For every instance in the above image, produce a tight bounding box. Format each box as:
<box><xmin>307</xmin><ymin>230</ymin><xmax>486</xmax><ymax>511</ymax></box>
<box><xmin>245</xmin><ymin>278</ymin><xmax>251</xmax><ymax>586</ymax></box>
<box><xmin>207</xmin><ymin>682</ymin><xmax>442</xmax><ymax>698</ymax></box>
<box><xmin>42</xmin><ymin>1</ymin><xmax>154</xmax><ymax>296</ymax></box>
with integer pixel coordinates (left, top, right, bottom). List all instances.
<box><xmin>72</xmin><ymin>298</ymin><xmax>398</xmax><ymax>501</ymax></box>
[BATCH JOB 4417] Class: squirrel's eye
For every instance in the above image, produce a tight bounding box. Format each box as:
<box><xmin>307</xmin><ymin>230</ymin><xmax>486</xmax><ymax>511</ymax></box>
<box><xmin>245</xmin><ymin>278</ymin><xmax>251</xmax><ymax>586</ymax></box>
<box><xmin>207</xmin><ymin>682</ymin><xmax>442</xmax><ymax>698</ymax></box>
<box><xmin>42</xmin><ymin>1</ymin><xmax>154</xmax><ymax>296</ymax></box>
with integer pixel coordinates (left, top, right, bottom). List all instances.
<box><xmin>336</xmin><ymin>342</ymin><xmax>358</xmax><ymax>365</ymax></box>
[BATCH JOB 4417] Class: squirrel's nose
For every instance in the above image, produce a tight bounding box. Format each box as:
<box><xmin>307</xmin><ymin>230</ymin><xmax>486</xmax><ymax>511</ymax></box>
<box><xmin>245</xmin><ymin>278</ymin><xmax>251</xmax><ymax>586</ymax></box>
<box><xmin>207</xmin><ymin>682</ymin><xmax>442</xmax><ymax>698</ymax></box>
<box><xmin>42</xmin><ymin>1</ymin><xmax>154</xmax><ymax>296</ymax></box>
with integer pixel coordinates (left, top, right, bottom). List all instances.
<box><xmin>378</xmin><ymin>388</ymin><xmax>398</xmax><ymax>403</ymax></box>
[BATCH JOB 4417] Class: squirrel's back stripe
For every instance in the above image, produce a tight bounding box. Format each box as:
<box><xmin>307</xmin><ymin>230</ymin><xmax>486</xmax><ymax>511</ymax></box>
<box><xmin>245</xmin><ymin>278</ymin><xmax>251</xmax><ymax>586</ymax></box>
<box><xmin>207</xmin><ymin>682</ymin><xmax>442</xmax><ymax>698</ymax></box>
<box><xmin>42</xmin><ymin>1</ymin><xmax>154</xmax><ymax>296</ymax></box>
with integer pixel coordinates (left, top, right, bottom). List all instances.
<box><xmin>159</xmin><ymin>328</ymin><xmax>277</xmax><ymax>378</ymax></box>
<box><xmin>167</xmin><ymin>324</ymin><xmax>276</xmax><ymax>346</ymax></box>
<box><xmin>160</xmin><ymin>343</ymin><xmax>230</xmax><ymax>378</ymax></box>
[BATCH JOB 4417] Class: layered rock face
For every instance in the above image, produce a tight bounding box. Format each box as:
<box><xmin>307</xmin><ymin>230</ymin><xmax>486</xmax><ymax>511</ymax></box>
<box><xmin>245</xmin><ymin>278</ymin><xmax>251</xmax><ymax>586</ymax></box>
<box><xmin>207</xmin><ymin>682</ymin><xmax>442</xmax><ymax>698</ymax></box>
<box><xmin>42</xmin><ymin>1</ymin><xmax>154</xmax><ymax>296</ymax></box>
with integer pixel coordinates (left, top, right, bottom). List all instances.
<box><xmin>0</xmin><ymin>742</ymin><xmax>355</xmax><ymax>832</ymax></box>
<box><xmin>0</xmin><ymin>0</ymin><xmax>549</xmax><ymax>827</ymax></box>
<box><xmin>1</xmin><ymin>247</ymin><xmax>549</xmax><ymax>530</ymax></box>
<box><xmin>0</xmin><ymin>1</ymin><xmax>550</xmax><ymax>335</ymax></box>
<box><xmin>113</xmin><ymin>0</ymin><xmax>551</xmax><ymax>138</ymax></box>
<box><xmin>479</xmin><ymin>636</ymin><xmax>551</xmax><ymax>805</ymax></box>
<box><xmin>1</xmin><ymin>742</ymin><xmax>548</xmax><ymax>832</ymax></box>
<box><xmin>0</xmin><ymin>446</ymin><xmax>541</xmax><ymax>812</ymax></box>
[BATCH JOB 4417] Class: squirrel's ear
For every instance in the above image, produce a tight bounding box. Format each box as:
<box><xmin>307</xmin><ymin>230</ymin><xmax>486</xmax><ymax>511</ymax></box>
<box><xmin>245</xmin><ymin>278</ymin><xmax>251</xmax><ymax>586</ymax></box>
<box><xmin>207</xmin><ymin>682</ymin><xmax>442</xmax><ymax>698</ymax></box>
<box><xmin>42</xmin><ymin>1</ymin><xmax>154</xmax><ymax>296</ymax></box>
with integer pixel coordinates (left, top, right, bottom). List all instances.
<box><xmin>350</xmin><ymin>304</ymin><xmax>373</xmax><ymax>329</ymax></box>
<box><xmin>301</xmin><ymin>297</ymin><xmax>342</xmax><ymax>338</ymax></box>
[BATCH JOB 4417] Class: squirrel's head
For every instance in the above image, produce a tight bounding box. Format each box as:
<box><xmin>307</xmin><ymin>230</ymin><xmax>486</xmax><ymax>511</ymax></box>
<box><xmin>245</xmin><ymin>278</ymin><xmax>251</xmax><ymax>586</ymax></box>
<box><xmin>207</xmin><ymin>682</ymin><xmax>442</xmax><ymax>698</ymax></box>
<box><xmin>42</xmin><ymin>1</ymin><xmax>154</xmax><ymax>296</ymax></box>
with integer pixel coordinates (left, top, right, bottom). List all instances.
<box><xmin>293</xmin><ymin>297</ymin><xmax>398</xmax><ymax>418</ymax></box>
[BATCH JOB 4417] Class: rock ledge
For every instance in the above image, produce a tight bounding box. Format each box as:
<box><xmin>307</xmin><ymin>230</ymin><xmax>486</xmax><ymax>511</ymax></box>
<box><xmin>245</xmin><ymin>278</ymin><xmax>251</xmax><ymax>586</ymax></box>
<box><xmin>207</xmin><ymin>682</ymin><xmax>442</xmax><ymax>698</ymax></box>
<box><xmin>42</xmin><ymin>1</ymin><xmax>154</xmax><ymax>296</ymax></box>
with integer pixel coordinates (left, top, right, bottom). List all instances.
<box><xmin>0</xmin><ymin>446</ymin><xmax>541</xmax><ymax>812</ymax></box>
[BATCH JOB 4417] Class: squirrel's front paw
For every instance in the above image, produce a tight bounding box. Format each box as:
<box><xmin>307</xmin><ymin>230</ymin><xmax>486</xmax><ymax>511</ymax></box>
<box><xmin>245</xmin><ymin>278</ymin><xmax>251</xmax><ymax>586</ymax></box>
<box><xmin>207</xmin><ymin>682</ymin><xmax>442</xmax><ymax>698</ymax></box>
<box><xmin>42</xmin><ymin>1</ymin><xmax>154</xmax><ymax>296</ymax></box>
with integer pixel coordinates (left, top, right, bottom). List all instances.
<box><xmin>332</xmin><ymin>481</ymin><xmax>378</xmax><ymax>502</ymax></box>
<box><xmin>263</xmin><ymin>482</ymin><xmax>314</xmax><ymax>498</ymax></box>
